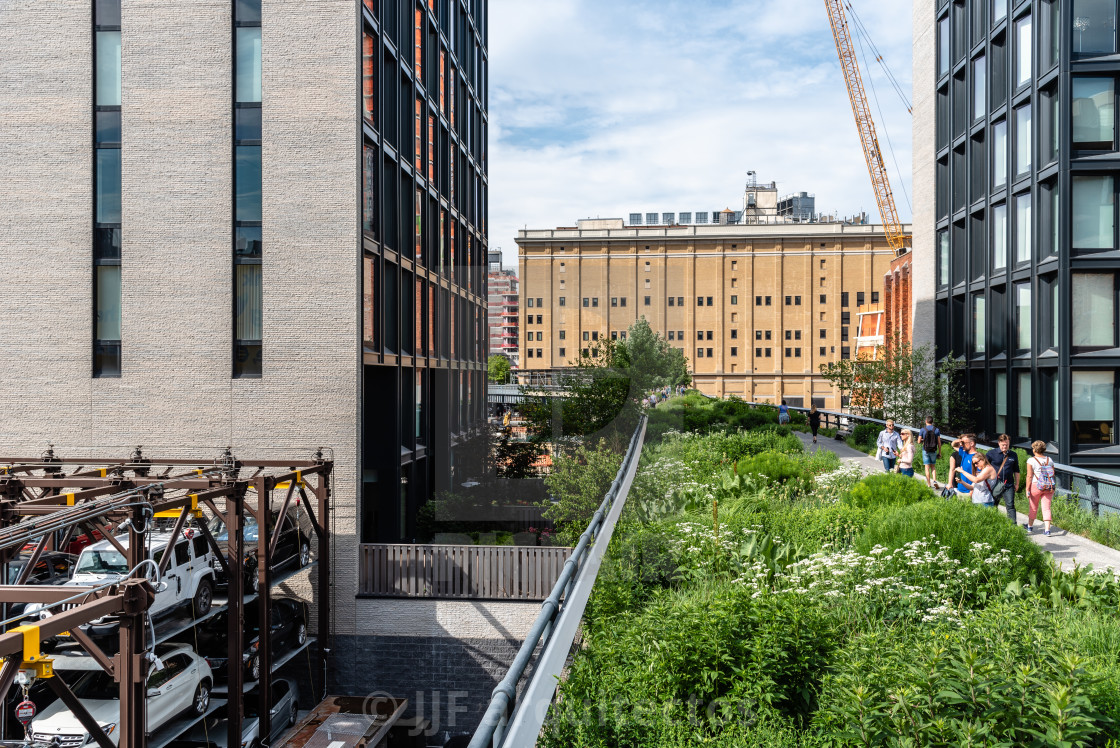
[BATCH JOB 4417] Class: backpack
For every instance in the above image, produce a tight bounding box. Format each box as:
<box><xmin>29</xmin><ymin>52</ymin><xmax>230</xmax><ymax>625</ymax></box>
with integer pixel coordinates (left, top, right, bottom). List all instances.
<box><xmin>921</xmin><ymin>426</ymin><xmax>940</xmax><ymax>453</ymax></box>
<box><xmin>1033</xmin><ymin>458</ymin><xmax>1056</xmax><ymax>491</ymax></box>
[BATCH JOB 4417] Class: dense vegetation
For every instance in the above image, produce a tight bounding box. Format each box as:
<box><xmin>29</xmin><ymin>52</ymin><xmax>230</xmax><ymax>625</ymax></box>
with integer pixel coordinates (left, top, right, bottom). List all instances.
<box><xmin>540</xmin><ymin>398</ymin><xmax>1120</xmax><ymax>747</ymax></box>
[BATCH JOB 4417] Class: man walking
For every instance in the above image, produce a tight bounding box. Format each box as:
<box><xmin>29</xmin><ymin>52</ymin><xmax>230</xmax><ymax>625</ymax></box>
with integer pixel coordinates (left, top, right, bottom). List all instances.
<box><xmin>987</xmin><ymin>434</ymin><xmax>1021</xmax><ymax>522</ymax></box>
<box><xmin>918</xmin><ymin>416</ymin><xmax>942</xmax><ymax>489</ymax></box>
<box><xmin>876</xmin><ymin>419</ymin><xmax>903</xmax><ymax>472</ymax></box>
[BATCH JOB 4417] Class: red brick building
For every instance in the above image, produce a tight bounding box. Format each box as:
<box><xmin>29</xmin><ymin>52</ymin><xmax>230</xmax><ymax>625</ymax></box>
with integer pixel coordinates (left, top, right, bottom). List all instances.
<box><xmin>883</xmin><ymin>250</ymin><xmax>913</xmax><ymax>346</ymax></box>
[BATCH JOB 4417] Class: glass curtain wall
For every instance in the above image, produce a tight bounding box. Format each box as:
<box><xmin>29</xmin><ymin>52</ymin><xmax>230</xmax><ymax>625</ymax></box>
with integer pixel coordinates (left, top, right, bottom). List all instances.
<box><xmin>233</xmin><ymin>0</ymin><xmax>262</xmax><ymax>377</ymax></box>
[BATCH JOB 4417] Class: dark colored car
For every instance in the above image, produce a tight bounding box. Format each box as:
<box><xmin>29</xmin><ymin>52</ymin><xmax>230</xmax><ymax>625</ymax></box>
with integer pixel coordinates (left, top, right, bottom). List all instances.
<box><xmin>192</xmin><ymin>598</ymin><xmax>307</xmax><ymax>683</ymax></box>
<box><xmin>4</xmin><ymin>551</ymin><xmax>77</xmax><ymax>618</ymax></box>
<box><xmin>208</xmin><ymin>514</ymin><xmax>310</xmax><ymax>594</ymax></box>
<box><xmin>22</xmin><ymin>529</ymin><xmax>103</xmax><ymax>557</ymax></box>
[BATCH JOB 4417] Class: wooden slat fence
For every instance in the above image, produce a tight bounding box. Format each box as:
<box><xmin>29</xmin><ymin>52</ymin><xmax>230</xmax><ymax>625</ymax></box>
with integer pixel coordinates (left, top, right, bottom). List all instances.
<box><xmin>359</xmin><ymin>544</ymin><xmax>573</xmax><ymax>600</ymax></box>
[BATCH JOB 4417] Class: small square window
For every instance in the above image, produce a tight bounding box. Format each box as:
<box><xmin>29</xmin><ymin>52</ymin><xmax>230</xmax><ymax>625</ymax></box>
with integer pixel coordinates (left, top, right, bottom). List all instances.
<box><xmin>526</xmin><ymin>315</ymin><xmax>532</xmax><ymax>325</ymax></box>
<box><xmin>592</xmin><ymin>298</ymin><xmax>599</xmax><ymax>307</ymax></box>
<box><xmin>706</xmin><ymin>331</ymin><xmax>713</xmax><ymax>340</ymax></box>
<box><xmin>785</xmin><ymin>347</ymin><xmax>791</xmax><ymax>357</ymax></box>
<box><xmin>765</xmin><ymin>331</ymin><xmax>772</xmax><ymax>340</ymax></box>
<box><xmin>857</xmin><ymin>292</ymin><xmax>865</xmax><ymax>306</ymax></box>
<box><xmin>591</xmin><ymin>331</ymin><xmax>599</xmax><ymax>341</ymax></box>
<box><xmin>785</xmin><ymin>331</ymin><xmax>792</xmax><ymax>340</ymax></box>
<box><xmin>559</xmin><ymin>262</ymin><xmax>566</xmax><ymax>273</ymax></box>
<box><xmin>795</xmin><ymin>296</ymin><xmax>802</xmax><ymax>305</ymax></box>
<box><xmin>537</xmin><ymin>332</ymin><xmax>543</xmax><ymax>341</ymax></box>
<box><xmin>669</xmin><ymin>297</ymin><xmax>676</xmax><ymax>307</ymax></box>
<box><xmin>559</xmin><ymin>330</ymin><xmax>566</xmax><ymax>340</ymax></box>
<box><xmin>536</xmin><ymin>348</ymin><xmax>542</xmax><ymax>357</ymax></box>
<box><xmin>795</xmin><ymin>348</ymin><xmax>801</xmax><ymax>357</ymax></box>
<box><xmin>644</xmin><ymin>262</ymin><xmax>651</xmax><ymax>272</ymax></box>
<box><xmin>820</xmin><ymin>329</ymin><xmax>826</xmax><ymax>339</ymax></box>
<box><xmin>678</xmin><ymin>330</ymin><xmax>683</xmax><ymax>339</ymax></box>
<box><xmin>559</xmin><ymin>347</ymin><xmax>566</xmax><ymax>357</ymax></box>
<box><xmin>559</xmin><ymin>297</ymin><xmax>566</xmax><ymax>307</ymax></box>
<box><xmin>765</xmin><ymin>348</ymin><xmax>772</xmax><ymax>357</ymax></box>
<box><xmin>536</xmin><ymin>315</ymin><xmax>542</xmax><ymax>324</ymax></box>
<box><xmin>756</xmin><ymin>296</ymin><xmax>762</xmax><ymax>305</ymax></box>
<box><xmin>706</xmin><ymin>348</ymin><xmax>712</xmax><ymax>357</ymax></box>
<box><xmin>819</xmin><ymin>346</ymin><xmax>826</xmax><ymax>356</ymax></box>
<box><xmin>785</xmin><ymin>296</ymin><xmax>792</xmax><ymax>305</ymax></box>
<box><xmin>755</xmin><ymin>347</ymin><xmax>762</xmax><ymax>357</ymax></box>
<box><xmin>819</xmin><ymin>294</ymin><xmax>826</xmax><ymax>304</ymax></box>
<box><xmin>795</xmin><ymin>331</ymin><xmax>801</xmax><ymax>340</ymax></box>
<box><xmin>621</xmin><ymin>298</ymin><xmax>627</xmax><ymax>307</ymax></box>
<box><xmin>582</xmin><ymin>331</ymin><xmax>589</xmax><ymax>341</ymax></box>
<box><xmin>644</xmin><ymin>278</ymin><xmax>651</xmax><ymax>288</ymax></box>
<box><xmin>611</xmin><ymin>297</ymin><xmax>618</xmax><ymax>307</ymax></box>
<box><xmin>537</xmin><ymin>298</ymin><xmax>543</xmax><ymax>307</ymax></box>
<box><xmin>706</xmin><ymin>297</ymin><xmax>713</xmax><ymax>306</ymax></box>
<box><xmin>731</xmin><ymin>295</ymin><xmax>738</xmax><ymax>305</ymax></box>
<box><xmin>669</xmin><ymin>331</ymin><xmax>676</xmax><ymax>340</ymax></box>
<box><xmin>766</xmin><ymin>296</ymin><xmax>772</xmax><ymax>306</ymax></box>
<box><xmin>527</xmin><ymin>349</ymin><xmax>534</xmax><ymax>358</ymax></box>
<box><xmin>731</xmin><ymin>260</ymin><xmax>738</xmax><ymax>270</ymax></box>
<box><xmin>527</xmin><ymin>298</ymin><xmax>534</xmax><ymax>308</ymax></box>
<box><xmin>697</xmin><ymin>297</ymin><xmax>703</xmax><ymax>307</ymax></box>
<box><xmin>731</xmin><ymin>329</ymin><xmax>738</xmax><ymax>339</ymax></box>
<box><xmin>677</xmin><ymin>296</ymin><xmax>683</xmax><ymax>306</ymax></box>
<box><xmin>731</xmin><ymin>347</ymin><xmax>738</xmax><ymax>356</ymax></box>
<box><xmin>755</xmin><ymin>330</ymin><xmax>762</xmax><ymax>340</ymax></box>
<box><xmin>697</xmin><ymin>331</ymin><xmax>704</xmax><ymax>341</ymax></box>
<box><xmin>582</xmin><ymin>298</ymin><xmax>589</xmax><ymax>307</ymax></box>
<box><xmin>611</xmin><ymin>331</ymin><xmax>618</xmax><ymax>340</ymax></box>
<box><xmin>841</xmin><ymin>292</ymin><xmax>849</xmax><ymax>306</ymax></box>
<box><xmin>872</xmin><ymin>291</ymin><xmax>880</xmax><ymax>303</ymax></box>
<box><xmin>696</xmin><ymin>348</ymin><xmax>704</xmax><ymax>358</ymax></box>
<box><xmin>644</xmin><ymin>296</ymin><xmax>651</xmax><ymax>306</ymax></box>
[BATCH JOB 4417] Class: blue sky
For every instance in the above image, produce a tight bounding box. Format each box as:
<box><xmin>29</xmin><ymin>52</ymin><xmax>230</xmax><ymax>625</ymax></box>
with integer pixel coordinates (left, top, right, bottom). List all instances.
<box><xmin>486</xmin><ymin>0</ymin><xmax>914</xmax><ymax>268</ymax></box>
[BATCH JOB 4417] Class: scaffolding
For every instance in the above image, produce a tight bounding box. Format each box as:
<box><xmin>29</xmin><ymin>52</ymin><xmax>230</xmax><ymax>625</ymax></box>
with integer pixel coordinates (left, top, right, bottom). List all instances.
<box><xmin>0</xmin><ymin>447</ymin><xmax>332</xmax><ymax>748</ymax></box>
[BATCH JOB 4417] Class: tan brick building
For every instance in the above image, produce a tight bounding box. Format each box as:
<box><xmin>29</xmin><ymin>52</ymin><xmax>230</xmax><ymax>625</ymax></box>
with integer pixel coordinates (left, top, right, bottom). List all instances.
<box><xmin>516</xmin><ymin>217</ymin><xmax>912</xmax><ymax>408</ymax></box>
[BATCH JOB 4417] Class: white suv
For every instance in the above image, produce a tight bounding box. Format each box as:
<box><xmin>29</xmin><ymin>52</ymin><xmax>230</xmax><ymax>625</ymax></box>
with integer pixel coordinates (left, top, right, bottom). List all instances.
<box><xmin>31</xmin><ymin>530</ymin><xmax>218</xmax><ymax>639</ymax></box>
<box><xmin>29</xmin><ymin>644</ymin><xmax>213</xmax><ymax>747</ymax></box>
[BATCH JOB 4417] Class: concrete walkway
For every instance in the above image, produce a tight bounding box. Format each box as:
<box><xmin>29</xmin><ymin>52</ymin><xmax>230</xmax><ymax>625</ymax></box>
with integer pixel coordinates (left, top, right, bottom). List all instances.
<box><xmin>797</xmin><ymin>431</ymin><xmax>1120</xmax><ymax>572</ymax></box>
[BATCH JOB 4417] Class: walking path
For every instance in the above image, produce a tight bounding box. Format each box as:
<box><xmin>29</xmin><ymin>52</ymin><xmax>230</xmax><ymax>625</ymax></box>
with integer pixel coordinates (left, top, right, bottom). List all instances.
<box><xmin>797</xmin><ymin>431</ymin><xmax>1120</xmax><ymax>572</ymax></box>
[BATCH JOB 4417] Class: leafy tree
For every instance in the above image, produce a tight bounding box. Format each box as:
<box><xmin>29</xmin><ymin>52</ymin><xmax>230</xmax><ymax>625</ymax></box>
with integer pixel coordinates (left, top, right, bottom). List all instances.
<box><xmin>819</xmin><ymin>335</ymin><xmax>974</xmax><ymax>430</ymax></box>
<box><xmin>488</xmin><ymin>354</ymin><xmax>511</xmax><ymax>383</ymax></box>
<box><xmin>492</xmin><ymin>427</ymin><xmax>542</xmax><ymax>479</ymax></box>
<box><xmin>542</xmin><ymin>439</ymin><xmax>622</xmax><ymax>544</ymax></box>
<box><xmin>616</xmin><ymin>317</ymin><xmax>691</xmax><ymax>392</ymax></box>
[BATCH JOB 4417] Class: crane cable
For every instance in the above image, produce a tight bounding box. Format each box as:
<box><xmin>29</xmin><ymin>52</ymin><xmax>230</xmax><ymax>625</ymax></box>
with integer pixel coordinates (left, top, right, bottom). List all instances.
<box><xmin>844</xmin><ymin>1</ymin><xmax>912</xmax><ymax>114</ymax></box>
<box><xmin>846</xmin><ymin>1</ymin><xmax>913</xmax><ymax>215</ymax></box>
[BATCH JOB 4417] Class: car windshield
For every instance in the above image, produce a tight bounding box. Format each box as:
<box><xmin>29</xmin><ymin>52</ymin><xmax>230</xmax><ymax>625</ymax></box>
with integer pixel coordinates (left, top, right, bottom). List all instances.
<box><xmin>209</xmin><ymin>516</ymin><xmax>258</xmax><ymax>543</ymax></box>
<box><xmin>5</xmin><ymin>562</ymin><xmax>26</xmax><ymax>584</ymax></box>
<box><xmin>75</xmin><ymin>550</ymin><xmax>129</xmax><ymax>575</ymax></box>
<box><xmin>71</xmin><ymin>671</ymin><xmax>119</xmax><ymax>701</ymax></box>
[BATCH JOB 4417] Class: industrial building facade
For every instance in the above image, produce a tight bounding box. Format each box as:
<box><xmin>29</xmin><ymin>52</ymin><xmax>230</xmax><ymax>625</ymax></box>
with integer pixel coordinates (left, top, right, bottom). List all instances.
<box><xmin>0</xmin><ymin>0</ymin><xmax>488</xmax><ymax>640</ymax></box>
<box><xmin>516</xmin><ymin>217</ymin><xmax>905</xmax><ymax>408</ymax></box>
<box><xmin>914</xmin><ymin>0</ymin><xmax>1120</xmax><ymax>467</ymax></box>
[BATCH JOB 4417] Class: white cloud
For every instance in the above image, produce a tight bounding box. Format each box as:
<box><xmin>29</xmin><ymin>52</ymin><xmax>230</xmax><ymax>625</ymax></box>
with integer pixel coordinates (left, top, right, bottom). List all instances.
<box><xmin>487</xmin><ymin>0</ymin><xmax>914</xmax><ymax>268</ymax></box>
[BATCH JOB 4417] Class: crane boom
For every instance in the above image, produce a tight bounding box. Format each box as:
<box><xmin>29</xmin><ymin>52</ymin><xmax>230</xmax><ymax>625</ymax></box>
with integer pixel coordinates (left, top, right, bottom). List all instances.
<box><xmin>824</xmin><ymin>0</ymin><xmax>910</xmax><ymax>255</ymax></box>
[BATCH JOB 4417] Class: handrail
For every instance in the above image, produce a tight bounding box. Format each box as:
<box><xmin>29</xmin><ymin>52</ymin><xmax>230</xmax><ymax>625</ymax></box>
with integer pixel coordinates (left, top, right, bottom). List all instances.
<box><xmin>732</xmin><ymin>399</ymin><xmax>1120</xmax><ymax>515</ymax></box>
<box><xmin>468</xmin><ymin>415</ymin><xmax>648</xmax><ymax>748</ymax></box>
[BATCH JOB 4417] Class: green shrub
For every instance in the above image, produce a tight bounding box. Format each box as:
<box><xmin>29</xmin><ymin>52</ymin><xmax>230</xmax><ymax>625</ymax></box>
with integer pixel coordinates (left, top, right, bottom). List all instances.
<box><xmin>850</xmin><ymin>422</ymin><xmax>880</xmax><ymax>451</ymax></box>
<box><xmin>855</xmin><ymin>498</ymin><xmax>1049</xmax><ymax>584</ymax></box>
<box><xmin>766</xmin><ymin>501</ymin><xmax>869</xmax><ymax>552</ymax></box>
<box><xmin>738</xmin><ymin>451</ymin><xmax>809</xmax><ymax>491</ymax></box>
<box><xmin>845</xmin><ymin>472</ymin><xmax>933</xmax><ymax>510</ymax></box>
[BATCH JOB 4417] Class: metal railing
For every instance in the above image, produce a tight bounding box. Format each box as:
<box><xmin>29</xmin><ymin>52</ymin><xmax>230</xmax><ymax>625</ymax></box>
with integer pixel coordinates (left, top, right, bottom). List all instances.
<box><xmin>738</xmin><ymin>400</ymin><xmax>1120</xmax><ymax>516</ymax></box>
<box><xmin>468</xmin><ymin>415</ymin><xmax>648</xmax><ymax>748</ymax></box>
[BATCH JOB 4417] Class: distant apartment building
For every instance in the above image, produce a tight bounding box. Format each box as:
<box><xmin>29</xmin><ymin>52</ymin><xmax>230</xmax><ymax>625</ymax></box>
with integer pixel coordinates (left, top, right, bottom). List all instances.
<box><xmin>517</xmin><ymin>185</ymin><xmax>909</xmax><ymax>408</ymax></box>
<box><xmin>488</xmin><ymin>251</ymin><xmax>519</xmax><ymax>368</ymax></box>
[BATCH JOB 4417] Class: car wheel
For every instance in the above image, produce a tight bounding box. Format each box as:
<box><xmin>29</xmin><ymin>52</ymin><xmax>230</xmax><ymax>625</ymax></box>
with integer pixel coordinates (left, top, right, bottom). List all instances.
<box><xmin>248</xmin><ymin>655</ymin><xmax>261</xmax><ymax>682</ymax></box>
<box><xmin>299</xmin><ymin>541</ymin><xmax>310</xmax><ymax>567</ymax></box>
<box><xmin>192</xmin><ymin>579</ymin><xmax>213</xmax><ymax>619</ymax></box>
<box><xmin>296</xmin><ymin>622</ymin><xmax>307</xmax><ymax>646</ymax></box>
<box><xmin>192</xmin><ymin>681</ymin><xmax>211</xmax><ymax>717</ymax></box>
<box><xmin>288</xmin><ymin>700</ymin><xmax>298</xmax><ymax>729</ymax></box>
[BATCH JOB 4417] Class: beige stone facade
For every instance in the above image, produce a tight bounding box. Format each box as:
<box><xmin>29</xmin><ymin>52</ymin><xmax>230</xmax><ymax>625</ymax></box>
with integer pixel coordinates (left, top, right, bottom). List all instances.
<box><xmin>517</xmin><ymin>219</ymin><xmax>910</xmax><ymax>409</ymax></box>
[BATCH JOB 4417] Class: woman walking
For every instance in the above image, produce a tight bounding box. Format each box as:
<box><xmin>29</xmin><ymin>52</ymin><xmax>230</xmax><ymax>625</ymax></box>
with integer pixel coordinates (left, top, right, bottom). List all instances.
<box><xmin>956</xmin><ymin>453</ymin><xmax>998</xmax><ymax>507</ymax></box>
<box><xmin>897</xmin><ymin>430</ymin><xmax>917</xmax><ymax>477</ymax></box>
<box><xmin>808</xmin><ymin>405</ymin><xmax>822</xmax><ymax>444</ymax></box>
<box><xmin>1024</xmin><ymin>440</ymin><xmax>1055</xmax><ymax>536</ymax></box>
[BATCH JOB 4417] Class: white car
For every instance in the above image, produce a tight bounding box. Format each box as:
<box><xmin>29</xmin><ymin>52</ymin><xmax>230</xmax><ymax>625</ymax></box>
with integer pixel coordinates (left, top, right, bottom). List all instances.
<box><xmin>31</xmin><ymin>530</ymin><xmax>218</xmax><ymax>637</ymax></box>
<box><xmin>30</xmin><ymin>644</ymin><xmax>213</xmax><ymax>747</ymax></box>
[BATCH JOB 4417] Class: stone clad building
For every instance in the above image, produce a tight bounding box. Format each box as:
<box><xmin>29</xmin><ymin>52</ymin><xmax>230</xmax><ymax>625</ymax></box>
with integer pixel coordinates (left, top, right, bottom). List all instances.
<box><xmin>516</xmin><ymin>207</ymin><xmax>911</xmax><ymax>408</ymax></box>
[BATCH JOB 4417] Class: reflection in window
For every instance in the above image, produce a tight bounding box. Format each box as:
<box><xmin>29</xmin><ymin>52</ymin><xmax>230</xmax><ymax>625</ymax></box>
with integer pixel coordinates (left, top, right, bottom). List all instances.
<box><xmin>938</xmin><ymin>230</ymin><xmax>949</xmax><ymax>288</ymax></box>
<box><xmin>1015</xmin><ymin>104</ymin><xmax>1032</xmax><ymax>176</ymax></box>
<box><xmin>973</xmin><ymin>56</ymin><xmax>986</xmax><ymax>119</ymax></box>
<box><xmin>1015</xmin><ymin>282</ymin><xmax>1032</xmax><ymax>351</ymax></box>
<box><xmin>1072</xmin><ymin>77</ymin><xmax>1115</xmax><ymax>148</ymax></box>
<box><xmin>1073</xmin><ymin>0</ymin><xmax>1117</xmax><ymax>56</ymax></box>
<box><xmin>992</xmin><ymin>202</ymin><xmax>1008</xmax><ymax>271</ymax></box>
<box><xmin>995</xmin><ymin>372</ymin><xmax>1008</xmax><ymax>433</ymax></box>
<box><xmin>235</xmin><ymin>146</ymin><xmax>262</xmax><ymax>222</ymax></box>
<box><xmin>1016</xmin><ymin>14</ymin><xmax>1032</xmax><ymax>88</ymax></box>
<box><xmin>95</xmin><ymin>148</ymin><xmax>121</xmax><ymax>225</ymax></box>
<box><xmin>95</xmin><ymin>266</ymin><xmax>121</xmax><ymax>341</ymax></box>
<box><xmin>235</xmin><ymin>28</ymin><xmax>262</xmax><ymax>103</ymax></box>
<box><xmin>95</xmin><ymin>31</ymin><xmax>121</xmax><ymax>106</ymax></box>
<box><xmin>363</xmin><ymin>33</ymin><xmax>375</xmax><ymax>124</ymax></box>
<box><xmin>973</xmin><ymin>294</ymin><xmax>986</xmax><ymax>353</ymax></box>
<box><xmin>1018</xmin><ymin>372</ymin><xmax>1032</xmax><ymax>438</ymax></box>
<box><xmin>1073</xmin><ymin>371</ymin><xmax>1115</xmax><ymax>444</ymax></box>
<box><xmin>1015</xmin><ymin>192</ymin><xmax>1032</xmax><ymax>264</ymax></box>
<box><xmin>1072</xmin><ymin>176</ymin><xmax>1115</xmax><ymax>250</ymax></box>
<box><xmin>992</xmin><ymin>120</ymin><xmax>1008</xmax><ymax>189</ymax></box>
<box><xmin>1072</xmin><ymin>273</ymin><xmax>1115</xmax><ymax>347</ymax></box>
<box><xmin>939</xmin><ymin>16</ymin><xmax>951</xmax><ymax>75</ymax></box>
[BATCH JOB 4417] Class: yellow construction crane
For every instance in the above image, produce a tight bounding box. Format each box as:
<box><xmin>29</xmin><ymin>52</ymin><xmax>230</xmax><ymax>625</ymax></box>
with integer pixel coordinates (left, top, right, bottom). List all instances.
<box><xmin>824</xmin><ymin>0</ymin><xmax>910</xmax><ymax>256</ymax></box>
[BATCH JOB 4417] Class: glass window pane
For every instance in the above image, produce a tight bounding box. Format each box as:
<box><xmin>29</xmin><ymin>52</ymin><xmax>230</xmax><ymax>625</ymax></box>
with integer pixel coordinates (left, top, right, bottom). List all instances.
<box><xmin>1018</xmin><ymin>372</ymin><xmax>1032</xmax><ymax>437</ymax></box>
<box><xmin>93</xmin><ymin>343</ymin><xmax>121</xmax><ymax>378</ymax></box>
<box><xmin>938</xmin><ymin>230</ymin><xmax>950</xmax><ymax>288</ymax></box>
<box><xmin>235</xmin><ymin>226</ymin><xmax>262</xmax><ymax>258</ymax></box>
<box><xmin>1016</xmin><ymin>282</ymin><xmax>1032</xmax><ymax>350</ymax></box>
<box><xmin>234</xmin><ymin>264</ymin><xmax>262</xmax><ymax>340</ymax></box>
<box><xmin>939</xmin><ymin>15</ymin><xmax>950</xmax><ymax>75</ymax></box>
<box><xmin>235</xmin><ymin>0</ymin><xmax>261</xmax><ymax>24</ymax></box>
<box><xmin>235</xmin><ymin>146</ymin><xmax>262</xmax><ymax>222</ymax></box>
<box><xmin>1072</xmin><ymin>273</ymin><xmax>1115</xmax><ymax>346</ymax></box>
<box><xmin>235</xmin><ymin>107</ymin><xmax>262</xmax><ymax>141</ymax></box>
<box><xmin>1073</xmin><ymin>370</ymin><xmax>1115</xmax><ymax>443</ymax></box>
<box><xmin>363</xmin><ymin>144</ymin><xmax>377</xmax><ymax>237</ymax></box>
<box><xmin>235</xmin><ymin>28</ymin><xmax>262</xmax><ymax>103</ymax></box>
<box><xmin>363</xmin><ymin>33</ymin><xmax>376</xmax><ymax>124</ymax></box>
<box><xmin>95</xmin><ymin>266</ymin><xmax>121</xmax><ymax>341</ymax></box>
<box><xmin>992</xmin><ymin>120</ymin><xmax>1008</xmax><ymax>189</ymax></box>
<box><xmin>1072</xmin><ymin>176</ymin><xmax>1115</xmax><ymax>249</ymax></box>
<box><xmin>992</xmin><ymin>202</ymin><xmax>1008</xmax><ymax>271</ymax></box>
<box><xmin>233</xmin><ymin>344</ymin><xmax>261</xmax><ymax>378</ymax></box>
<box><xmin>95</xmin><ymin>111</ymin><xmax>120</xmax><ymax>144</ymax></box>
<box><xmin>973</xmin><ymin>55</ymin><xmax>986</xmax><ymax>119</ymax></box>
<box><xmin>1072</xmin><ymin>77</ymin><xmax>1115</xmax><ymax>147</ymax></box>
<box><xmin>95</xmin><ymin>0</ymin><xmax>120</xmax><ymax>27</ymax></box>
<box><xmin>995</xmin><ymin>372</ymin><xmax>1008</xmax><ymax>433</ymax></box>
<box><xmin>992</xmin><ymin>0</ymin><xmax>1007</xmax><ymax>23</ymax></box>
<box><xmin>1015</xmin><ymin>104</ymin><xmax>1032</xmax><ymax>175</ymax></box>
<box><xmin>1015</xmin><ymin>192</ymin><xmax>1032</xmax><ymax>264</ymax></box>
<box><xmin>95</xmin><ymin>228</ymin><xmax>121</xmax><ymax>260</ymax></box>
<box><xmin>95</xmin><ymin>148</ymin><xmax>121</xmax><ymax>225</ymax></box>
<box><xmin>1073</xmin><ymin>0</ymin><xmax>1118</xmax><ymax>56</ymax></box>
<box><xmin>1016</xmin><ymin>14</ymin><xmax>1032</xmax><ymax>87</ymax></box>
<box><xmin>95</xmin><ymin>31</ymin><xmax>121</xmax><ymax>106</ymax></box>
<box><xmin>973</xmin><ymin>295</ymin><xmax>987</xmax><ymax>353</ymax></box>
